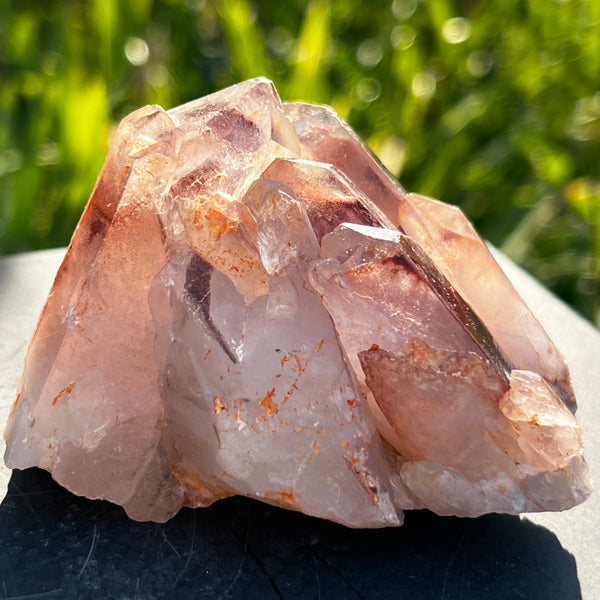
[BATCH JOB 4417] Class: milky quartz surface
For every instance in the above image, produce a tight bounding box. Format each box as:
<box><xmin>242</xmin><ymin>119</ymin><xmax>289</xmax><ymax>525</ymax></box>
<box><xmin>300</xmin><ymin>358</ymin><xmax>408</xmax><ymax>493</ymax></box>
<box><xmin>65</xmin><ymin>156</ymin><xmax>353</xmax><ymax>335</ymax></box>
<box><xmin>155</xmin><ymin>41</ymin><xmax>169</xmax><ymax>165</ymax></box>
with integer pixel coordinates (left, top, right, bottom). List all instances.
<box><xmin>4</xmin><ymin>79</ymin><xmax>591</xmax><ymax>525</ymax></box>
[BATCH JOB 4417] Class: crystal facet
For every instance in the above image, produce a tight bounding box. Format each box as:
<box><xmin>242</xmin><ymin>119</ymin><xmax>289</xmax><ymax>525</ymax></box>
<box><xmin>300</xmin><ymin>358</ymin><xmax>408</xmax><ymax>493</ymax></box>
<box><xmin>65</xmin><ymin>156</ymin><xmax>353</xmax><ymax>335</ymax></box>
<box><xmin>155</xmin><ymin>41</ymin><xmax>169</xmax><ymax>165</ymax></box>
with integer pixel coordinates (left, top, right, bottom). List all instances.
<box><xmin>3</xmin><ymin>78</ymin><xmax>591</xmax><ymax>525</ymax></box>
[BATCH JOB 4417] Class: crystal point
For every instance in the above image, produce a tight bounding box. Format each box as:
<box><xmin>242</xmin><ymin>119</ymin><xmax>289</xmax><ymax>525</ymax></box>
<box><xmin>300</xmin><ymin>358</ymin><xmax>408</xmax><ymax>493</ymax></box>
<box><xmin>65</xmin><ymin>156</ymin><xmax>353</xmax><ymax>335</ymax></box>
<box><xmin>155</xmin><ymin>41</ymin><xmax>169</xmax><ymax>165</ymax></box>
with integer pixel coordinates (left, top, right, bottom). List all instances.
<box><xmin>4</xmin><ymin>79</ymin><xmax>591</xmax><ymax>525</ymax></box>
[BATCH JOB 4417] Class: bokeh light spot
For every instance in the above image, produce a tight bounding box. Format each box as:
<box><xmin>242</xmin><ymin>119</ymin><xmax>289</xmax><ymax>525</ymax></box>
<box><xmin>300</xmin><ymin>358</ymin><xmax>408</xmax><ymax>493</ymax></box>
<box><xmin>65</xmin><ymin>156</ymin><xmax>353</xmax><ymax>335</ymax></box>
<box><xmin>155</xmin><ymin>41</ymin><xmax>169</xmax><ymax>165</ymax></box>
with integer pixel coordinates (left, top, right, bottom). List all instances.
<box><xmin>0</xmin><ymin>149</ymin><xmax>23</xmax><ymax>176</ymax></box>
<box><xmin>392</xmin><ymin>0</ymin><xmax>417</xmax><ymax>20</ymax></box>
<box><xmin>442</xmin><ymin>17</ymin><xmax>471</xmax><ymax>44</ymax></box>
<box><xmin>125</xmin><ymin>37</ymin><xmax>150</xmax><ymax>66</ymax></box>
<box><xmin>357</xmin><ymin>40</ymin><xmax>383</xmax><ymax>68</ymax></box>
<box><xmin>391</xmin><ymin>25</ymin><xmax>416</xmax><ymax>50</ymax></box>
<box><xmin>268</xmin><ymin>26</ymin><xmax>294</xmax><ymax>57</ymax></box>
<box><xmin>411</xmin><ymin>71</ymin><xmax>436</xmax><ymax>99</ymax></box>
<box><xmin>378</xmin><ymin>136</ymin><xmax>406</xmax><ymax>175</ymax></box>
<box><xmin>356</xmin><ymin>78</ymin><xmax>382</xmax><ymax>103</ymax></box>
<box><xmin>147</xmin><ymin>64</ymin><xmax>169</xmax><ymax>88</ymax></box>
<box><xmin>467</xmin><ymin>50</ymin><xmax>494</xmax><ymax>77</ymax></box>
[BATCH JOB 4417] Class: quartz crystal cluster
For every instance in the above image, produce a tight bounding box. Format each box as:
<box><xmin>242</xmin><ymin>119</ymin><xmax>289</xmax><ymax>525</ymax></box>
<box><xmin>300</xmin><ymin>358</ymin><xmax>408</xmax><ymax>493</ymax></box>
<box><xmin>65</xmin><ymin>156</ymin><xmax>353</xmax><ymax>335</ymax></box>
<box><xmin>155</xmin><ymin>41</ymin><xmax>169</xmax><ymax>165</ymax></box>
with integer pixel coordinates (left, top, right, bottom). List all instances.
<box><xmin>4</xmin><ymin>79</ymin><xmax>591</xmax><ymax>526</ymax></box>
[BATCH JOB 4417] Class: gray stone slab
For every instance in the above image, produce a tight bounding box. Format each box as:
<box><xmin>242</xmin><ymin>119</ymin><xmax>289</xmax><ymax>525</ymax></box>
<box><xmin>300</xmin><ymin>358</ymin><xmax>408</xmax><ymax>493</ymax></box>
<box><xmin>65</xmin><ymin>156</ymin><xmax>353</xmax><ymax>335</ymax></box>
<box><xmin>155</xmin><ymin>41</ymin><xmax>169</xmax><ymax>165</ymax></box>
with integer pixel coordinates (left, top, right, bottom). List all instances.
<box><xmin>0</xmin><ymin>247</ymin><xmax>598</xmax><ymax>599</ymax></box>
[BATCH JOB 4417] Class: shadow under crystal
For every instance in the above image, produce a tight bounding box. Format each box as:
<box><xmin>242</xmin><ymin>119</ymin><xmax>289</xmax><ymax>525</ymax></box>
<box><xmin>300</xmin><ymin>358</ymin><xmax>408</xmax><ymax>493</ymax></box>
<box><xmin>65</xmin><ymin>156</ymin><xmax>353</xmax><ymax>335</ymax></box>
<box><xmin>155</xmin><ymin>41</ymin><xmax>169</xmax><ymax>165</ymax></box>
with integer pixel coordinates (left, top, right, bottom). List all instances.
<box><xmin>0</xmin><ymin>467</ymin><xmax>582</xmax><ymax>600</ymax></box>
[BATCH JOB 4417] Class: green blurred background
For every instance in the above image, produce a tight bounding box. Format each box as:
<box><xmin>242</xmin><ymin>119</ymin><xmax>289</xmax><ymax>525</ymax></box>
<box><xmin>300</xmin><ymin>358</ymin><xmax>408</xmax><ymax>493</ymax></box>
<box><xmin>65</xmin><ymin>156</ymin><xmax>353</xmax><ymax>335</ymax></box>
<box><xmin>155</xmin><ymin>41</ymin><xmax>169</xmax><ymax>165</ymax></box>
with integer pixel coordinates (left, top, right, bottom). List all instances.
<box><xmin>1</xmin><ymin>0</ymin><xmax>599</xmax><ymax>325</ymax></box>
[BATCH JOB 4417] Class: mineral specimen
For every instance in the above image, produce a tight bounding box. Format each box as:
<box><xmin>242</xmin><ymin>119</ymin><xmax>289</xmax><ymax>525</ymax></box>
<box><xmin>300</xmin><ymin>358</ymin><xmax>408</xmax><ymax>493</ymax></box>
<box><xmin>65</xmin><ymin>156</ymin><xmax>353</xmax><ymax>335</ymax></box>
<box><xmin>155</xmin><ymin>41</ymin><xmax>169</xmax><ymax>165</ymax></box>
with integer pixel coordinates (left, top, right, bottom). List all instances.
<box><xmin>3</xmin><ymin>78</ymin><xmax>591</xmax><ymax>526</ymax></box>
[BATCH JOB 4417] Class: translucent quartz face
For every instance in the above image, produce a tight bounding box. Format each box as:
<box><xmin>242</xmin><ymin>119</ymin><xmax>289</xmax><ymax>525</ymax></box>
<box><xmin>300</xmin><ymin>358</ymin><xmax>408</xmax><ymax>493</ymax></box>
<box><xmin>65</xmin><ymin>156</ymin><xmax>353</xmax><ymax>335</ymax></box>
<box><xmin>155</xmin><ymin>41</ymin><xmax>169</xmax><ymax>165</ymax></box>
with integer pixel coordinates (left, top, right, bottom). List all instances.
<box><xmin>4</xmin><ymin>78</ymin><xmax>591</xmax><ymax>526</ymax></box>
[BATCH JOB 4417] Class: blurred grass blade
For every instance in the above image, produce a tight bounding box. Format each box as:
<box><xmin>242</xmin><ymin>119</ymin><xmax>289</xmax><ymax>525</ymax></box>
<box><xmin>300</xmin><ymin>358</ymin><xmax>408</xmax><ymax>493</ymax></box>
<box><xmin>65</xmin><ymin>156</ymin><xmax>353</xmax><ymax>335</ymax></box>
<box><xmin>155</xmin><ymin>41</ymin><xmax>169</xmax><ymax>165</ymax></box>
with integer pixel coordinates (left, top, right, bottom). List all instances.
<box><xmin>566</xmin><ymin>177</ymin><xmax>600</xmax><ymax>276</ymax></box>
<box><xmin>501</xmin><ymin>197</ymin><xmax>560</xmax><ymax>263</ymax></box>
<box><xmin>61</xmin><ymin>73</ymin><xmax>109</xmax><ymax>210</ymax></box>
<box><xmin>287</xmin><ymin>0</ymin><xmax>330</xmax><ymax>102</ymax></box>
<box><xmin>220</xmin><ymin>0</ymin><xmax>273</xmax><ymax>80</ymax></box>
<box><xmin>90</xmin><ymin>0</ymin><xmax>116</xmax><ymax>75</ymax></box>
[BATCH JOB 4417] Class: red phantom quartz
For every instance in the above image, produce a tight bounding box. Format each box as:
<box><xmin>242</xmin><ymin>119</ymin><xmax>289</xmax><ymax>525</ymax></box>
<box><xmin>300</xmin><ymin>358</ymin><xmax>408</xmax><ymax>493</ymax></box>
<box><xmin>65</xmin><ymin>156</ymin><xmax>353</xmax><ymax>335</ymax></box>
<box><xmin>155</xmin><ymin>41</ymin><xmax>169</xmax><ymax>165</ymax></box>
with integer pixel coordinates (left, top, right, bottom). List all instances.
<box><xmin>4</xmin><ymin>79</ymin><xmax>591</xmax><ymax>525</ymax></box>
